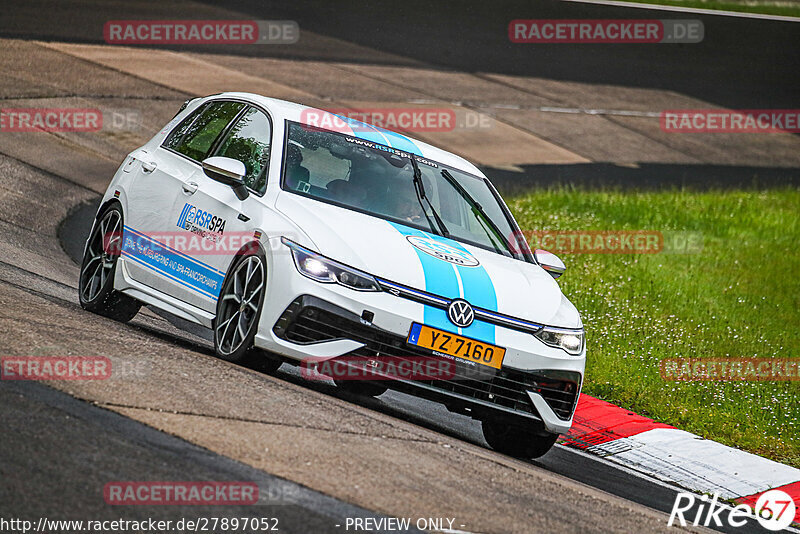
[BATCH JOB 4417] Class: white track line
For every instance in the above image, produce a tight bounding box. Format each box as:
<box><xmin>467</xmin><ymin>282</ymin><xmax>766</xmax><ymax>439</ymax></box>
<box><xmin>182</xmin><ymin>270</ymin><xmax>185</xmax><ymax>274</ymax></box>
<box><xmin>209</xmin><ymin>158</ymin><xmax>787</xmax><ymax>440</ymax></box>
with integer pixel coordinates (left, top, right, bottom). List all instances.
<box><xmin>560</xmin><ymin>0</ymin><xmax>800</xmax><ymax>22</ymax></box>
<box><xmin>539</xmin><ymin>106</ymin><xmax>662</xmax><ymax>117</ymax></box>
<box><xmin>406</xmin><ymin>99</ymin><xmax>664</xmax><ymax>118</ymax></box>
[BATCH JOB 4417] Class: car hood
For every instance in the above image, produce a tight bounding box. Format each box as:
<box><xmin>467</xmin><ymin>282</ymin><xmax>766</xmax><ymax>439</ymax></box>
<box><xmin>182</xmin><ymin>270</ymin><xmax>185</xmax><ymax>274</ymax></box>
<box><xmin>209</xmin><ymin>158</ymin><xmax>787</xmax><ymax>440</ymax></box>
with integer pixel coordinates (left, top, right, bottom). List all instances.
<box><xmin>276</xmin><ymin>193</ymin><xmax>581</xmax><ymax>328</ymax></box>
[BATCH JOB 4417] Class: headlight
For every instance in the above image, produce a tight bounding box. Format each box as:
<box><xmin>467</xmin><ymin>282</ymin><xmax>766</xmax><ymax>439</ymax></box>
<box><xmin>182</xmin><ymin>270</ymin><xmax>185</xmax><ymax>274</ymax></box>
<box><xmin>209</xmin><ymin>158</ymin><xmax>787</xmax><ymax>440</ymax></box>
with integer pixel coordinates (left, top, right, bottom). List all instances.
<box><xmin>282</xmin><ymin>237</ymin><xmax>380</xmax><ymax>292</ymax></box>
<box><xmin>534</xmin><ymin>326</ymin><xmax>584</xmax><ymax>355</ymax></box>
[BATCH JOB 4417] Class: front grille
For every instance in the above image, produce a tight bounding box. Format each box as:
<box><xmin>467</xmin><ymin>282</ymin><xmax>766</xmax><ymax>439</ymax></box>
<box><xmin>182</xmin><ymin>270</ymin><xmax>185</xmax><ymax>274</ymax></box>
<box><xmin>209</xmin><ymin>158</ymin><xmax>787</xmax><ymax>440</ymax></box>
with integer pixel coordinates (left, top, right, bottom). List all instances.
<box><xmin>274</xmin><ymin>296</ymin><xmax>580</xmax><ymax>420</ymax></box>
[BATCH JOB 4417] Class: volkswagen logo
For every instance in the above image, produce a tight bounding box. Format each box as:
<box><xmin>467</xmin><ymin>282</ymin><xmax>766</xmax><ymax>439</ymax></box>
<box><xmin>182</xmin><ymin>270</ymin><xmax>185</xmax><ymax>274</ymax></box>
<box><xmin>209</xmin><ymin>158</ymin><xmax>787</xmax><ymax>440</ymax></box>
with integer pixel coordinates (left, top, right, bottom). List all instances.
<box><xmin>447</xmin><ymin>299</ymin><xmax>474</xmax><ymax>328</ymax></box>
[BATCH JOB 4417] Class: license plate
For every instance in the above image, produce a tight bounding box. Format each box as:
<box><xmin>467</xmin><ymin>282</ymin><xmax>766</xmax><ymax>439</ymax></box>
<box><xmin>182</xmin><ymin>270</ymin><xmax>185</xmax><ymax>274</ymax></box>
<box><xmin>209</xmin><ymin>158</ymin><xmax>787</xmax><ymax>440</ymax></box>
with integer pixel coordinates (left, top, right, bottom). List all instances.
<box><xmin>407</xmin><ymin>323</ymin><xmax>506</xmax><ymax>370</ymax></box>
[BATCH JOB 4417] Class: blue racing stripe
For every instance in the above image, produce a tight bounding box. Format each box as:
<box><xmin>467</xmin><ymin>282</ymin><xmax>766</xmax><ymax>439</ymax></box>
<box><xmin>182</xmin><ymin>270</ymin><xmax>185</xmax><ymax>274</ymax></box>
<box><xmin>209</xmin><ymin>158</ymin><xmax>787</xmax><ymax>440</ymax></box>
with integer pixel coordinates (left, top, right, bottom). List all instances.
<box><xmin>374</xmin><ymin>126</ymin><xmax>423</xmax><ymax>156</ymax></box>
<box><xmin>122</xmin><ymin>251</ymin><xmax>219</xmax><ymax>300</ymax></box>
<box><xmin>389</xmin><ymin>223</ymin><xmax>458</xmax><ymax>334</ymax></box>
<box><xmin>335</xmin><ymin>113</ymin><xmax>424</xmax><ymax>157</ymax></box>
<box><xmin>121</xmin><ymin>227</ymin><xmax>224</xmax><ymax>300</ymax></box>
<box><xmin>423</xmin><ymin>232</ymin><xmax>498</xmax><ymax>344</ymax></box>
<box><xmin>389</xmin><ymin>222</ymin><xmax>497</xmax><ymax>343</ymax></box>
<box><xmin>334</xmin><ymin>114</ymin><xmax>391</xmax><ymax>146</ymax></box>
<box><xmin>124</xmin><ymin>226</ymin><xmax>226</xmax><ymax>276</ymax></box>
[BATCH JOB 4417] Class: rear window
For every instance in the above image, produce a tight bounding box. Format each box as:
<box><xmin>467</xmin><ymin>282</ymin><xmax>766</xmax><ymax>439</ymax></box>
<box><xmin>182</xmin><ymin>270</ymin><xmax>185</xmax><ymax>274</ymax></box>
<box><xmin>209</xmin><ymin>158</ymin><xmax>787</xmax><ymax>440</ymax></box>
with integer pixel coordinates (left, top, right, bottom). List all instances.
<box><xmin>164</xmin><ymin>101</ymin><xmax>245</xmax><ymax>161</ymax></box>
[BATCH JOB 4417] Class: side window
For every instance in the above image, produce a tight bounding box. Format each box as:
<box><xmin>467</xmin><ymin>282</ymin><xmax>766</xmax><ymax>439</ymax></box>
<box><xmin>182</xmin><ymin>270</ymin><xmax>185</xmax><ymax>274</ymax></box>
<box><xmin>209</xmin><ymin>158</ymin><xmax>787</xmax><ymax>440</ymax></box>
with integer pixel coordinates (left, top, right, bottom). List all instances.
<box><xmin>163</xmin><ymin>103</ymin><xmax>208</xmax><ymax>149</ymax></box>
<box><xmin>213</xmin><ymin>107</ymin><xmax>272</xmax><ymax>194</ymax></box>
<box><xmin>167</xmin><ymin>101</ymin><xmax>245</xmax><ymax>162</ymax></box>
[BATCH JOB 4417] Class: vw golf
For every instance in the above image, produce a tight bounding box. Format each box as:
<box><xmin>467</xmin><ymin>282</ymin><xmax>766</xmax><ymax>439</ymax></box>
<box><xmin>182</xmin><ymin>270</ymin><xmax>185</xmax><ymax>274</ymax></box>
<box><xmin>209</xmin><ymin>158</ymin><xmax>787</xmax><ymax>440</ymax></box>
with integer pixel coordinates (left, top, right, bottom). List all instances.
<box><xmin>79</xmin><ymin>92</ymin><xmax>585</xmax><ymax>458</ymax></box>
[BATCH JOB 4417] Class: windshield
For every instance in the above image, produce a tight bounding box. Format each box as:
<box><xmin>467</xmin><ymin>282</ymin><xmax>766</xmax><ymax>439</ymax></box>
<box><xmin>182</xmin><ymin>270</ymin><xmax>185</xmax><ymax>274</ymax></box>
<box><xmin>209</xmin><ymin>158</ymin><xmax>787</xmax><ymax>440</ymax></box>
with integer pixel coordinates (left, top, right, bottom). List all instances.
<box><xmin>281</xmin><ymin>121</ymin><xmax>528</xmax><ymax>261</ymax></box>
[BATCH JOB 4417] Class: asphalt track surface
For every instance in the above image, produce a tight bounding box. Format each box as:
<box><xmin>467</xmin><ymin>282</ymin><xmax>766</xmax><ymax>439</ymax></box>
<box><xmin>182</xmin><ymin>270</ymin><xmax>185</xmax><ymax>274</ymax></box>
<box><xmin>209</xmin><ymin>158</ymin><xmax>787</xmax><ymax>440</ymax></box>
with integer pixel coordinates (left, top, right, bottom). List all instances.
<box><xmin>1</xmin><ymin>1</ymin><xmax>798</xmax><ymax>533</ymax></box>
<box><xmin>4</xmin><ymin>0</ymin><xmax>798</xmax><ymax>109</ymax></box>
<box><xmin>1</xmin><ymin>380</ymin><xmax>414</xmax><ymax>533</ymax></box>
<box><xmin>57</xmin><ymin>202</ymin><xmax>773</xmax><ymax>533</ymax></box>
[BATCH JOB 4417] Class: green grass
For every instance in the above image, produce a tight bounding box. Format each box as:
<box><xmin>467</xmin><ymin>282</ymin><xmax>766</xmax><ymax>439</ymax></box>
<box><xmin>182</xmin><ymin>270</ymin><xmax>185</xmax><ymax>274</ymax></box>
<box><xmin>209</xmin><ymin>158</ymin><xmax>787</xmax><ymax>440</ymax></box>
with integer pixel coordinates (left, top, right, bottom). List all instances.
<box><xmin>507</xmin><ymin>188</ymin><xmax>800</xmax><ymax>468</ymax></box>
<box><xmin>606</xmin><ymin>0</ymin><xmax>800</xmax><ymax>17</ymax></box>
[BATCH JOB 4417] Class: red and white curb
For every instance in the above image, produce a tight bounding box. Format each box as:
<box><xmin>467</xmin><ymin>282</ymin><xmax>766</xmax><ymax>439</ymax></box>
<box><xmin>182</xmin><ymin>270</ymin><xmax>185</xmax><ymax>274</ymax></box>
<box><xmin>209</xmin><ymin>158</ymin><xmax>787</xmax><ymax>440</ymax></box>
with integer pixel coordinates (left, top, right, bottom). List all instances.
<box><xmin>561</xmin><ymin>394</ymin><xmax>800</xmax><ymax>524</ymax></box>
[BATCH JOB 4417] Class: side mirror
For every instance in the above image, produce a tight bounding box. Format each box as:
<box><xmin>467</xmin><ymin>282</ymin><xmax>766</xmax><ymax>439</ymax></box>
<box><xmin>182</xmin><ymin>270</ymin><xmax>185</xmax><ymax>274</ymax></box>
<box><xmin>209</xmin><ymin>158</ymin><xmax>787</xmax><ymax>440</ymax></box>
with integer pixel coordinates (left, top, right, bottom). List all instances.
<box><xmin>534</xmin><ymin>249</ymin><xmax>566</xmax><ymax>279</ymax></box>
<box><xmin>202</xmin><ymin>156</ymin><xmax>249</xmax><ymax>200</ymax></box>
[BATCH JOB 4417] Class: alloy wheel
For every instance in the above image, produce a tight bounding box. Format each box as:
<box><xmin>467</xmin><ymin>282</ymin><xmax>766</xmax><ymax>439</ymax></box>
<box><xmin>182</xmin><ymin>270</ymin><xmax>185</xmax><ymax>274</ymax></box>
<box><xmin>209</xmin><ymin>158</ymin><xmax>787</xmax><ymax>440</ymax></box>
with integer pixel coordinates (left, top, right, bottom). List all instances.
<box><xmin>215</xmin><ymin>255</ymin><xmax>265</xmax><ymax>356</ymax></box>
<box><xmin>80</xmin><ymin>208</ymin><xmax>122</xmax><ymax>302</ymax></box>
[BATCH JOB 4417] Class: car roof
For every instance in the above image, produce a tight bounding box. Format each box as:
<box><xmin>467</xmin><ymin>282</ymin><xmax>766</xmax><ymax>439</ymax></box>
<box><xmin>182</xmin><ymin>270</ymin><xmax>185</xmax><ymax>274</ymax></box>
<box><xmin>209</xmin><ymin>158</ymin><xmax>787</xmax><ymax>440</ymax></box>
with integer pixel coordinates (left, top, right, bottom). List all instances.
<box><xmin>211</xmin><ymin>92</ymin><xmax>486</xmax><ymax>178</ymax></box>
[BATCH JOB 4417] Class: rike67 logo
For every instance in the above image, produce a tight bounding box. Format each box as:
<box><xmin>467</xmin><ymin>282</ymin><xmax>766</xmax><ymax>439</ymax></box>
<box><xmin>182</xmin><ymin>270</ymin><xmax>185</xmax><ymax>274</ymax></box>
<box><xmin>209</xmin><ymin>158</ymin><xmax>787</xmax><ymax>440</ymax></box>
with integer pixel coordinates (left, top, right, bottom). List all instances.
<box><xmin>669</xmin><ymin>489</ymin><xmax>796</xmax><ymax>531</ymax></box>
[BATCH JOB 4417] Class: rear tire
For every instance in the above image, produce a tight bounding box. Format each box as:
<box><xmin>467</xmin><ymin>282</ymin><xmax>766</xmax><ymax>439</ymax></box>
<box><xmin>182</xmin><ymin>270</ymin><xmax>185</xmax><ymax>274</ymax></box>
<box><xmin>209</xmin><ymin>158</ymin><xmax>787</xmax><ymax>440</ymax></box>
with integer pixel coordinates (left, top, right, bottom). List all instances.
<box><xmin>334</xmin><ymin>379</ymin><xmax>388</xmax><ymax>397</ymax></box>
<box><xmin>78</xmin><ymin>203</ymin><xmax>141</xmax><ymax>322</ymax></box>
<box><xmin>481</xmin><ymin>420</ymin><xmax>558</xmax><ymax>458</ymax></box>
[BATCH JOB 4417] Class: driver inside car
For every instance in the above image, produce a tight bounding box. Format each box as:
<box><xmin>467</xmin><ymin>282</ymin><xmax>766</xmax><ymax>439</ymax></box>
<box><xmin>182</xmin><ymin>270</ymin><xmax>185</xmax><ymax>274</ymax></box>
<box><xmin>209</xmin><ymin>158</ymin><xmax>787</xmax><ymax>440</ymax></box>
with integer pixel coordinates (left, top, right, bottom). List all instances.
<box><xmin>285</xmin><ymin>143</ymin><xmax>310</xmax><ymax>190</ymax></box>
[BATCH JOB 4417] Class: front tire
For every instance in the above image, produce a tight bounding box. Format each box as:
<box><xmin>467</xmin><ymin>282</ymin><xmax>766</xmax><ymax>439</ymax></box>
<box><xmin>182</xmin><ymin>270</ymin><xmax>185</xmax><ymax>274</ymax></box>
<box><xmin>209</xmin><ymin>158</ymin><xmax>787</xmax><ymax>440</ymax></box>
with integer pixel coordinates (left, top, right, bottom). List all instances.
<box><xmin>213</xmin><ymin>248</ymin><xmax>275</xmax><ymax>370</ymax></box>
<box><xmin>481</xmin><ymin>420</ymin><xmax>559</xmax><ymax>458</ymax></box>
<box><xmin>78</xmin><ymin>204</ymin><xmax>141</xmax><ymax>322</ymax></box>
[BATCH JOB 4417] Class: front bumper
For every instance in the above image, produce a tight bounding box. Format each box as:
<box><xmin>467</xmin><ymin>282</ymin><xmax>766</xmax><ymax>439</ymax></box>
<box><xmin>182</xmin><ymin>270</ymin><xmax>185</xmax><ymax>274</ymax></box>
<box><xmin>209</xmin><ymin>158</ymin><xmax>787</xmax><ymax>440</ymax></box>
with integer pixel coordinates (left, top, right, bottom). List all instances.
<box><xmin>254</xmin><ymin>238</ymin><xmax>585</xmax><ymax>435</ymax></box>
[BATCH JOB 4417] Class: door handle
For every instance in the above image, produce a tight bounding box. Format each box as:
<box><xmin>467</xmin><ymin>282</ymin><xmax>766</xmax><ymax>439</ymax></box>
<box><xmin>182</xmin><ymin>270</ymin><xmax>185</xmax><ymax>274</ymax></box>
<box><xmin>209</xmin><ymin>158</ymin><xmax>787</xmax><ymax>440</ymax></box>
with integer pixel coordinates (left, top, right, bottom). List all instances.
<box><xmin>182</xmin><ymin>181</ymin><xmax>199</xmax><ymax>195</ymax></box>
<box><xmin>141</xmin><ymin>161</ymin><xmax>157</xmax><ymax>173</ymax></box>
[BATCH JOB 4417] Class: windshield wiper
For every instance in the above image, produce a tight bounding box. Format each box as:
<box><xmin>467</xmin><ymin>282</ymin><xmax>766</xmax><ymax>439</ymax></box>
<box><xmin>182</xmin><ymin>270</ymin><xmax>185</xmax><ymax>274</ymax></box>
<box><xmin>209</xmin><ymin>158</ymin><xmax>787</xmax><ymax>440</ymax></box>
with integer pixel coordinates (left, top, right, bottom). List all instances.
<box><xmin>410</xmin><ymin>156</ymin><xmax>450</xmax><ymax>238</ymax></box>
<box><xmin>440</xmin><ymin>169</ymin><xmax>509</xmax><ymax>255</ymax></box>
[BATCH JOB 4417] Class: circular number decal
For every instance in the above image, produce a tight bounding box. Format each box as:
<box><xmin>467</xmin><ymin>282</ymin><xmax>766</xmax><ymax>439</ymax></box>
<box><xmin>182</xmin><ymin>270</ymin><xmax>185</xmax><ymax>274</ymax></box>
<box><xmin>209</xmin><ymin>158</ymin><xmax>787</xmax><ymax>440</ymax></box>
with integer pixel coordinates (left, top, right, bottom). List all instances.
<box><xmin>407</xmin><ymin>236</ymin><xmax>479</xmax><ymax>267</ymax></box>
<box><xmin>755</xmin><ymin>489</ymin><xmax>796</xmax><ymax>531</ymax></box>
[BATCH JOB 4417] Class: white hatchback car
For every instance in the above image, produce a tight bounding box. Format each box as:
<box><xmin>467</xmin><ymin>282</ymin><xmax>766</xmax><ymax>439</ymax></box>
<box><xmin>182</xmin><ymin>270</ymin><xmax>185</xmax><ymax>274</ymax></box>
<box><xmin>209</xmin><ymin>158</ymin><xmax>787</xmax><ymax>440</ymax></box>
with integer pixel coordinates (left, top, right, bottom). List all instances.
<box><xmin>79</xmin><ymin>92</ymin><xmax>585</xmax><ymax>458</ymax></box>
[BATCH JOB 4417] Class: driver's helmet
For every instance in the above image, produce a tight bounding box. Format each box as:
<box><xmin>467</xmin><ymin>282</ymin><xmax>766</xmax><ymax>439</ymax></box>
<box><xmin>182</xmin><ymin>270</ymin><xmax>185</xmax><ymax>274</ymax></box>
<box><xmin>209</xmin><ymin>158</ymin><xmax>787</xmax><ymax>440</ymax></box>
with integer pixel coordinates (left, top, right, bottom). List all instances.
<box><xmin>286</xmin><ymin>143</ymin><xmax>303</xmax><ymax>167</ymax></box>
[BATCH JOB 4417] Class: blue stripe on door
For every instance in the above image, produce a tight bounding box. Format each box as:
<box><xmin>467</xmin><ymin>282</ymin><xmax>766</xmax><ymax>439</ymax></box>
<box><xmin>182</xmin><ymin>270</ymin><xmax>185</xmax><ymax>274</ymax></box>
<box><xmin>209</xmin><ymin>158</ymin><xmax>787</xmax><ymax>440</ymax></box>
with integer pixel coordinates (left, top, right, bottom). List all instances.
<box><xmin>121</xmin><ymin>226</ymin><xmax>224</xmax><ymax>299</ymax></box>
